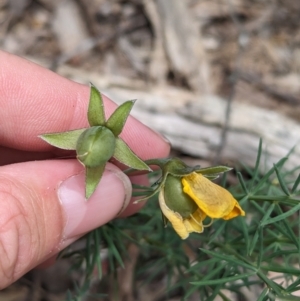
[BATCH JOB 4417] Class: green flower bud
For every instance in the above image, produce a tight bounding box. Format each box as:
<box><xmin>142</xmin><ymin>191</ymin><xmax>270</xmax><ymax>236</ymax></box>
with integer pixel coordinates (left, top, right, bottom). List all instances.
<box><xmin>76</xmin><ymin>126</ymin><xmax>116</xmax><ymax>167</ymax></box>
<box><xmin>164</xmin><ymin>174</ymin><xmax>198</xmax><ymax>218</ymax></box>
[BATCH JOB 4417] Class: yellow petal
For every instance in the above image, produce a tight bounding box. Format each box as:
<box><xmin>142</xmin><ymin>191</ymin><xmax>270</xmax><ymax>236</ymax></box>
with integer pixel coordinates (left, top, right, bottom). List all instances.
<box><xmin>223</xmin><ymin>200</ymin><xmax>245</xmax><ymax>220</ymax></box>
<box><xmin>182</xmin><ymin>172</ymin><xmax>245</xmax><ymax>219</ymax></box>
<box><xmin>159</xmin><ymin>190</ymin><xmax>189</xmax><ymax>239</ymax></box>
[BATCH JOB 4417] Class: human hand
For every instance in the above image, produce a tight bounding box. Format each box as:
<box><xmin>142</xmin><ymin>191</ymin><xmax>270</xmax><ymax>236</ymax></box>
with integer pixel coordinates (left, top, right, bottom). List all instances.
<box><xmin>0</xmin><ymin>51</ymin><xmax>170</xmax><ymax>289</ymax></box>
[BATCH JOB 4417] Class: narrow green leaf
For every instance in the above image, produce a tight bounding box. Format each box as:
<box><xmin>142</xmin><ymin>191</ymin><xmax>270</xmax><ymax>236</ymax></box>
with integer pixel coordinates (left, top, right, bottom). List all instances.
<box><xmin>40</xmin><ymin>128</ymin><xmax>86</xmax><ymax>150</ymax></box>
<box><xmin>257</xmin><ymin>227</ymin><xmax>264</xmax><ymax>268</ymax></box>
<box><xmin>274</xmin><ymin>165</ymin><xmax>290</xmax><ymax>196</ymax></box>
<box><xmin>206</xmin><ymin>268</ymin><xmax>231</xmax><ymax>301</ymax></box>
<box><xmin>240</xmin><ymin>161</ymin><xmax>255</xmax><ymax>178</ymax></box>
<box><xmin>101</xmin><ymin>227</ymin><xmax>124</xmax><ymax>269</ymax></box>
<box><xmin>291</xmin><ymin>173</ymin><xmax>300</xmax><ymax>193</ymax></box>
<box><xmin>249</xmin><ymin>203</ymin><xmax>275</xmax><ymax>255</ymax></box>
<box><xmin>277</xmin><ymin>296</ymin><xmax>300</xmax><ymax>301</ymax></box>
<box><xmin>250</xmin><ymin>138</ymin><xmax>263</xmax><ymax>189</ymax></box>
<box><xmin>239</xmin><ymin>217</ymin><xmax>250</xmax><ymax>254</ymax></box>
<box><xmin>201</xmin><ymin>262</ymin><xmax>227</xmax><ymax>281</ymax></box>
<box><xmin>237</xmin><ymin>172</ymin><xmax>249</xmax><ymax>193</ymax></box>
<box><xmin>267</xmin><ymin>249</ymin><xmax>299</xmax><ymax>259</ymax></box>
<box><xmin>298</xmin><ymin>209</ymin><xmax>300</xmax><ymax>267</ymax></box>
<box><xmin>85</xmin><ymin>164</ymin><xmax>106</xmax><ymax>199</ymax></box>
<box><xmin>261</xmin><ymin>203</ymin><xmax>300</xmax><ymax>226</ymax></box>
<box><xmin>85</xmin><ymin>232</ymin><xmax>92</xmax><ymax>273</ymax></box>
<box><xmin>88</xmin><ymin>84</ymin><xmax>106</xmax><ymax>126</ymax></box>
<box><xmin>286</xmin><ymin>277</ymin><xmax>300</xmax><ymax>292</ymax></box>
<box><xmin>200</xmin><ymin>249</ymin><xmax>256</xmax><ymax>271</ymax></box>
<box><xmin>186</xmin><ymin>258</ymin><xmax>219</xmax><ymax>273</ymax></box>
<box><xmin>106</xmin><ymin>100</ymin><xmax>135</xmax><ymax>136</ymax></box>
<box><xmin>252</xmin><ymin>157</ymin><xmax>288</xmax><ymax>194</ymax></box>
<box><xmin>133</xmin><ymin>186</ymin><xmax>160</xmax><ymax>203</ymax></box>
<box><xmin>273</xmin><ymin>204</ymin><xmax>299</xmax><ymax>246</ymax></box>
<box><xmin>93</xmin><ymin>229</ymin><xmax>102</xmax><ymax>280</ymax></box>
<box><xmin>114</xmin><ymin>138</ymin><xmax>151</xmax><ymax>171</ymax></box>
<box><xmin>257</xmin><ymin>287</ymin><xmax>269</xmax><ymax>301</ymax></box>
<box><xmin>132</xmin><ymin>183</ymin><xmax>155</xmax><ymax>190</ymax></box>
<box><xmin>261</xmin><ymin>264</ymin><xmax>300</xmax><ymax>276</ymax></box>
<box><xmin>191</xmin><ymin>272</ymin><xmax>256</xmax><ymax>286</ymax></box>
<box><xmin>184</xmin><ymin>285</ymin><xmax>202</xmax><ymax>300</ymax></box>
<box><xmin>208</xmin><ymin>221</ymin><xmax>226</xmax><ymax>245</ymax></box>
<box><xmin>217</xmin><ymin>292</ymin><xmax>232</xmax><ymax>301</ymax></box>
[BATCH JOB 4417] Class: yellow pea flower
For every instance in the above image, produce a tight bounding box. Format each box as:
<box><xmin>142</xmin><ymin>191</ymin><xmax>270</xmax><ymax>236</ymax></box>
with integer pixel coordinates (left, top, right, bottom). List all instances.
<box><xmin>159</xmin><ymin>172</ymin><xmax>245</xmax><ymax>239</ymax></box>
<box><xmin>159</xmin><ymin>174</ymin><xmax>206</xmax><ymax>239</ymax></box>
<box><xmin>182</xmin><ymin>172</ymin><xmax>245</xmax><ymax>220</ymax></box>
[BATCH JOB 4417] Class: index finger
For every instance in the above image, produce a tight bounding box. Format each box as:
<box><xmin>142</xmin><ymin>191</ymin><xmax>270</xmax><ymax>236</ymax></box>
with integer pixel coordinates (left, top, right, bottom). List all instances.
<box><xmin>0</xmin><ymin>51</ymin><xmax>170</xmax><ymax>160</ymax></box>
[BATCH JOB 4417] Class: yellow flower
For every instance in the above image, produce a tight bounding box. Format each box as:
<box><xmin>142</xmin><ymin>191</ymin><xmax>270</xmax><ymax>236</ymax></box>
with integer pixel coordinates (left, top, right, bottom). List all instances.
<box><xmin>159</xmin><ymin>172</ymin><xmax>245</xmax><ymax>239</ymax></box>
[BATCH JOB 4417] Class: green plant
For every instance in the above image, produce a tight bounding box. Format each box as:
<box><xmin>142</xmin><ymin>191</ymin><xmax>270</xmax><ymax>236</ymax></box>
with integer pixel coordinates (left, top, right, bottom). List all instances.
<box><xmin>41</xmin><ymin>86</ymin><xmax>300</xmax><ymax>300</ymax></box>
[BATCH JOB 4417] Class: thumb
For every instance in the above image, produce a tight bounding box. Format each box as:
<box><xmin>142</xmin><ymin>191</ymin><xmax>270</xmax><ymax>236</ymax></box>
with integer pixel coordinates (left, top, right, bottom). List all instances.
<box><xmin>0</xmin><ymin>160</ymin><xmax>131</xmax><ymax>289</ymax></box>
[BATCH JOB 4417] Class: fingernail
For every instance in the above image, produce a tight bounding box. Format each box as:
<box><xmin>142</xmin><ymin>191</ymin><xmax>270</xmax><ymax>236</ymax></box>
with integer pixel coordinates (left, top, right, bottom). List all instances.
<box><xmin>58</xmin><ymin>164</ymin><xmax>132</xmax><ymax>240</ymax></box>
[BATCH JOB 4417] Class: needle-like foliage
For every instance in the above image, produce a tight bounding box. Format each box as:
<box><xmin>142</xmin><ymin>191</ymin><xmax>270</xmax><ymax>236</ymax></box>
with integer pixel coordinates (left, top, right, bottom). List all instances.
<box><xmin>62</xmin><ymin>139</ymin><xmax>300</xmax><ymax>301</ymax></box>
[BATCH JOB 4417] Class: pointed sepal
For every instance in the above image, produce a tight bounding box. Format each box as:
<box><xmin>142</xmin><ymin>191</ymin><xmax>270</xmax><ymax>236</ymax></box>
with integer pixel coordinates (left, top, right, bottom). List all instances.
<box><xmin>85</xmin><ymin>164</ymin><xmax>106</xmax><ymax>199</ymax></box>
<box><xmin>40</xmin><ymin>128</ymin><xmax>86</xmax><ymax>150</ymax></box>
<box><xmin>106</xmin><ymin>100</ymin><xmax>135</xmax><ymax>136</ymax></box>
<box><xmin>88</xmin><ymin>84</ymin><xmax>106</xmax><ymax>126</ymax></box>
<box><xmin>197</xmin><ymin>166</ymin><xmax>232</xmax><ymax>175</ymax></box>
<box><xmin>114</xmin><ymin>138</ymin><xmax>151</xmax><ymax>171</ymax></box>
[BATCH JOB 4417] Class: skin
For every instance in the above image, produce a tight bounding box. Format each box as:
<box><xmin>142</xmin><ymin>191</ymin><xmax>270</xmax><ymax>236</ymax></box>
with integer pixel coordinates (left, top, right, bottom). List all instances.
<box><xmin>0</xmin><ymin>50</ymin><xmax>170</xmax><ymax>288</ymax></box>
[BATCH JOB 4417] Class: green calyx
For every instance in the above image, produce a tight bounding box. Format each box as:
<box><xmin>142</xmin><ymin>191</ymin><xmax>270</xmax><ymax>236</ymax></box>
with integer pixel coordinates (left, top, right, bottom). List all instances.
<box><xmin>164</xmin><ymin>174</ymin><xmax>198</xmax><ymax>218</ymax></box>
<box><xmin>40</xmin><ymin>83</ymin><xmax>151</xmax><ymax>199</ymax></box>
<box><xmin>76</xmin><ymin>126</ymin><xmax>116</xmax><ymax>167</ymax></box>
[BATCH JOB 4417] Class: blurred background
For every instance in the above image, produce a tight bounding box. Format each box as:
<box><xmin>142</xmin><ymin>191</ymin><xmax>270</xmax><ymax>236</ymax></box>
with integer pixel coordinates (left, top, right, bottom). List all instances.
<box><xmin>1</xmin><ymin>0</ymin><xmax>300</xmax><ymax>300</ymax></box>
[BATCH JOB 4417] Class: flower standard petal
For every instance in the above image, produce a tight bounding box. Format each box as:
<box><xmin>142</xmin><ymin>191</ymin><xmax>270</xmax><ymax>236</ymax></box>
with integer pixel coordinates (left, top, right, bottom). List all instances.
<box><xmin>222</xmin><ymin>200</ymin><xmax>245</xmax><ymax>220</ymax></box>
<box><xmin>182</xmin><ymin>172</ymin><xmax>245</xmax><ymax>219</ymax></box>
